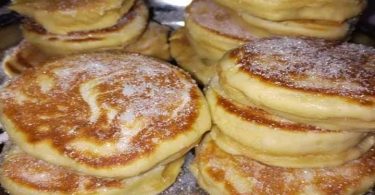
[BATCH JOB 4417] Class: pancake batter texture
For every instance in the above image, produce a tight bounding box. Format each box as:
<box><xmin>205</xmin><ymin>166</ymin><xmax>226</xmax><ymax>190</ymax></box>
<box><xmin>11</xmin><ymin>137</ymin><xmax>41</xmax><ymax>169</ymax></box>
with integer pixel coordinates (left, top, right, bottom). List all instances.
<box><xmin>0</xmin><ymin>52</ymin><xmax>211</xmax><ymax>193</ymax></box>
<box><xmin>191</xmin><ymin>37</ymin><xmax>375</xmax><ymax>194</ymax></box>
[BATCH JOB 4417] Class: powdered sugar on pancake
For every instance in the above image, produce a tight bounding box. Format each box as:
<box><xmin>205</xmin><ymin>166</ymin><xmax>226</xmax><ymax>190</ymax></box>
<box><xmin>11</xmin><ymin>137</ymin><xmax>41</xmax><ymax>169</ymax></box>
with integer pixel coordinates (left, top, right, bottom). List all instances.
<box><xmin>187</xmin><ymin>0</ymin><xmax>256</xmax><ymax>40</ymax></box>
<box><xmin>0</xmin><ymin>52</ymin><xmax>199</xmax><ymax>167</ymax></box>
<box><xmin>235</xmin><ymin>37</ymin><xmax>375</xmax><ymax>96</ymax></box>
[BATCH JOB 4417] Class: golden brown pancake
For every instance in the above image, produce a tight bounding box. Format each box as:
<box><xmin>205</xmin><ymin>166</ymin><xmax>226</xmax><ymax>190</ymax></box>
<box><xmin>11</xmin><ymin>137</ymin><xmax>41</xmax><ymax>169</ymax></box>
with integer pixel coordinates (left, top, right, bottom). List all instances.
<box><xmin>184</xmin><ymin>0</ymin><xmax>261</xmax><ymax>62</ymax></box>
<box><xmin>0</xmin><ymin>52</ymin><xmax>211</xmax><ymax>178</ymax></box>
<box><xmin>191</xmin><ymin>134</ymin><xmax>375</xmax><ymax>195</ymax></box>
<box><xmin>170</xmin><ymin>28</ymin><xmax>216</xmax><ymax>85</ymax></box>
<box><xmin>10</xmin><ymin>0</ymin><xmax>136</xmax><ymax>34</ymax></box>
<box><xmin>219</xmin><ymin>37</ymin><xmax>375</xmax><ymax>132</ymax></box>
<box><xmin>22</xmin><ymin>0</ymin><xmax>148</xmax><ymax>56</ymax></box>
<box><xmin>0</xmin><ymin>146</ymin><xmax>184</xmax><ymax>195</ymax></box>
<box><xmin>212</xmin><ymin>0</ymin><xmax>366</xmax><ymax>22</ymax></box>
<box><xmin>206</xmin><ymin>77</ymin><xmax>374</xmax><ymax>168</ymax></box>
<box><xmin>2</xmin><ymin>22</ymin><xmax>170</xmax><ymax>78</ymax></box>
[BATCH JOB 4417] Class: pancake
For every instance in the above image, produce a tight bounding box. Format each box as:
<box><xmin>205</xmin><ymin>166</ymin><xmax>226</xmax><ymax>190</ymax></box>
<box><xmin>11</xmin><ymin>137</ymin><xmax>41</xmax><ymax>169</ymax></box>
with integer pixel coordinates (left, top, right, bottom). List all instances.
<box><xmin>125</xmin><ymin>21</ymin><xmax>171</xmax><ymax>61</ymax></box>
<box><xmin>212</xmin><ymin>126</ymin><xmax>374</xmax><ymax>168</ymax></box>
<box><xmin>0</xmin><ymin>146</ymin><xmax>184</xmax><ymax>195</ymax></box>
<box><xmin>10</xmin><ymin>0</ymin><xmax>136</xmax><ymax>34</ymax></box>
<box><xmin>206</xmin><ymin>78</ymin><xmax>374</xmax><ymax>168</ymax></box>
<box><xmin>170</xmin><ymin>28</ymin><xmax>216</xmax><ymax>85</ymax></box>
<box><xmin>0</xmin><ymin>52</ymin><xmax>211</xmax><ymax>178</ymax></box>
<box><xmin>219</xmin><ymin>37</ymin><xmax>375</xmax><ymax>132</ymax></box>
<box><xmin>2</xmin><ymin>22</ymin><xmax>170</xmax><ymax>78</ymax></box>
<box><xmin>185</xmin><ymin>0</ymin><xmax>261</xmax><ymax>62</ymax></box>
<box><xmin>240</xmin><ymin>12</ymin><xmax>353</xmax><ymax>40</ymax></box>
<box><xmin>191</xmin><ymin>134</ymin><xmax>375</xmax><ymax>195</ymax></box>
<box><xmin>22</xmin><ymin>0</ymin><xmax>148</xmax><ymax>56</ymax></box>
<box><xmin>211</xmin><ymin>0</ymin><xmax>366</xmax><ymax>22</ymax></box>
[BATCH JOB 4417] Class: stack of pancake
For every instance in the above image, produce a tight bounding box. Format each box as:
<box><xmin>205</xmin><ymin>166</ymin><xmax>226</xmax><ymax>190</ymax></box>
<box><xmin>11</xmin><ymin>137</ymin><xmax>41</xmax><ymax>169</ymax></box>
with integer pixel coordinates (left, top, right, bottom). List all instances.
<box><xmin>0</xmin><ymin>51</ymin><xmax>211</xmax><ymax>194</ymax></box>
<box><xmin>170</xmin><ymin>0</ymin><xmax>366</xmax><ymax>85</ymax></box>
<box><xmin>2</xmin><ymin>0</ymin><xmax>171</xmax><ymax>77</ymax></box>
<box><xmin>191</xmin><ymin>37</ymin><xmax>375</xmax><ymax>194</ymax></box>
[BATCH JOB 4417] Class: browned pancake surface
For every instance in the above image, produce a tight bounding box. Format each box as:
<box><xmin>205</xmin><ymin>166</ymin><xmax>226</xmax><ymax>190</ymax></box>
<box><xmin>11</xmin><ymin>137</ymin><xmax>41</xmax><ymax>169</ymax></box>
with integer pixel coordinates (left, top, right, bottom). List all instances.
<box><xmin>197</xmin><ymin>137</ymin><xmax>375</xmax><ymax>194</ymax></box>
<box><xmin>0</xmin><ymin>52</ymin><xmax>200</xmax><ymax>168</ymax></box>
<box><xmin>229</xmin><ymin>37</ymin><xmax>375</xmax><ymax>104</ymax></box>
<box><xmin>186</xmin><ymin>0</ymin><xmax>257</xmax><ymax>40</ymax></box>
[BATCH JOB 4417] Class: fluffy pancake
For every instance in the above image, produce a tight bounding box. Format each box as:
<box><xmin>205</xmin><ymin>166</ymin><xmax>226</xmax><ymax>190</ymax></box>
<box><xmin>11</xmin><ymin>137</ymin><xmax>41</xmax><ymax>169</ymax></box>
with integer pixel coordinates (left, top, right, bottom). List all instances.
<box><xmin>206</xmin><ymin>78</ymin><xmax>374</xmax><ymax>167</ymax></box>
<box><xmin>240</xmin><ymin>13</ymin><xmax>352</xmax><ymax>40</ymax></box>
<box><xmin>212</xmin><ymin>126</ymin><xmax>374</xmax><ymax>168</ymax></box>
<box><xmin>124</xmin><ymin>22</ymin><xmax>171</xmax><ymax>61</ymax></box>
<box><xmin>170</xmin><ymin>28</ymin><xmax>216</xmax><ymax>85</ymax></box>
<box><xmin>219</xmin><ymin>37</ymin><xmax>375</xmax><ymax>132</ymax></box>
<box><xmin>0</xmin><ymin>146</ymin><xmax>184</xmax><ymax>195</ymax></box>
<box><xmin>22</xmin><ymin>0</ymin><xmax>148</xmax><ymax>56</ymax></box>
<box><xmin>2</xmin><ymin>22</ymin><xmax>170</xmax><ymax>77</ymax></box>
<box><xmin>0</xmin><ymin>52</ymin><xmax>211</xmax><ymax>178</ymax></box>
<box><xmin>211</xmin><ymin>0</ymin><xmax>366</xmax><ymax>22</ymax></box>
<box><xmin>185</xmin><ymin>0</ymin><xmax>261</xmax><ymax>62</ymax></box>
<box><xmin>10</xmin><ymin>0</ymin><xmax>136</xmax><ymax>34</ymax></box>
<box><xmin>191</xmin><ymin>135</ymin><xmax>375</xmax><ymax>195</ymax></box>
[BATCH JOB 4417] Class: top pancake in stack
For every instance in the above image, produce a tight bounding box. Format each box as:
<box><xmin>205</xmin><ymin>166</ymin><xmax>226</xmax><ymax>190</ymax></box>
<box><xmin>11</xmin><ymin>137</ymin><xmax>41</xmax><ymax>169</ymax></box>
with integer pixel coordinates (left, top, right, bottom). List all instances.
<box><xmin>213</xmin><ymin>0</ymin><xmax>365</xmax><ymax>40</ymax></box>
<box><xmin>19</xmin><ymin>0</ymin><xmax>149</xmax><ymax>56</ymax></box>
<box><xmin>0</xmin><ymin>52</ymin><xmax>211</xmax><ymax>178</ymax></box>
<box><xmin>219</xmin><ymin>37</ymin><xmax>375</xmax><ymax>132</ymax></box>
<box><xmin>10</xmin><ymin>0</ymin><xmax>136</xmax><ymax>34</ymax></box>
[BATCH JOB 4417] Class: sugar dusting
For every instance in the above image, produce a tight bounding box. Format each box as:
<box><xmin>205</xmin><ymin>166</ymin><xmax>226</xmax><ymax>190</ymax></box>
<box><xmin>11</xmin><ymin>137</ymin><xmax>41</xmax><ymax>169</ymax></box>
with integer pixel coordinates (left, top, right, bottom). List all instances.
<box><xmin>52</xmin><ymin>52</ymin><xmax>195</xmax><ymax>154</ymax></box>
<box><xmin>199</xmin><ymin>139</ymin><xmax>375</xmax><ymax>194</ymax></box>
<box><xmin>187</xmin><ymin>0</ymin><xmax>256</xmax><ymax>40</ymax></box>
<box><xmin>236</xmin><ymin>37</ymin><xmax>375</xmax><ymax>96</ymax></box>
<box><xmin>0</xmin><ymin>52</ymin><xmax>198</xmax><ymax>167</ymax></box>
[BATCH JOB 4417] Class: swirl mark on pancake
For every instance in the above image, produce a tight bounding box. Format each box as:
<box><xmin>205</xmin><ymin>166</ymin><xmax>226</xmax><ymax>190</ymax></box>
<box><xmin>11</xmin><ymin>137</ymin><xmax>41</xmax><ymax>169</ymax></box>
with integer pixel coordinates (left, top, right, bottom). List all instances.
<box><xmin>0</xmin><ymin>53</ymin><xmax>199</xmax><ymax>166</ymax></box>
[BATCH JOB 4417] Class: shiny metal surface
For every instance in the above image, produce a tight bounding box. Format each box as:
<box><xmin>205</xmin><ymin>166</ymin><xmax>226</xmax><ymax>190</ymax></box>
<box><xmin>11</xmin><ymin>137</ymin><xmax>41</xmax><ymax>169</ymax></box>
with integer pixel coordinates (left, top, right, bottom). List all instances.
<box><xmin>148</xmin><ymin>0</ymin><xmax>192</xmax><ymax>28</ymax></box>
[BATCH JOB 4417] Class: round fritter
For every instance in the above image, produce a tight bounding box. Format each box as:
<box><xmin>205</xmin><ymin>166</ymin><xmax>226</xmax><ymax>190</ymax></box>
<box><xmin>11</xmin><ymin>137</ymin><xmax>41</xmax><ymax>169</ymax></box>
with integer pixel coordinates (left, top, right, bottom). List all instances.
<box><xmin>206</xmin><ymin>77</ymin><xmax>374</xmax><ymax>168</ymax></box>
<box><xmin>219</xmin><ymin>37</ymin><xmax>375</xmax><ymax>132</ymax></box>
<box><xmin>170</xmin><ymin>28</ymin><xmax>216</xmax><ymax>85</ymax></box>
<box><xmin>185</xmin><ymin>0</ymin><xmax>261</xmax><ymax>62</ymax></box>
<box><xmin>0</xmin><ymin>146</ymin><xmax>184</xmax><ymax>195</ymax></box>
<box><xmin>0</xmin><ymin>52</ymin><xmax>211</xmax><ymax>178</ymax></box>
<box><xmin>191</xmin><ymin>134</ymin><xmax>375</xmax><ymax>195</ymax></box>
<box><xmin>22</xmin><ymin>0</ymin><xmax>148</xmax><ymax>56</ymax></box>
<box><xmin>240</xmin><ymin>12</ymin><xmax>352</xmax><ymax>40</ymax></box>
<box><xmin>10</xmin><ymin>0</ymin><xmax>136</xmax><ymax>34</ymax></box>
<box><xmin>212</xmin><ymin>0</ymin><xmax>366</xmax><ymax>22</ymax></box>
